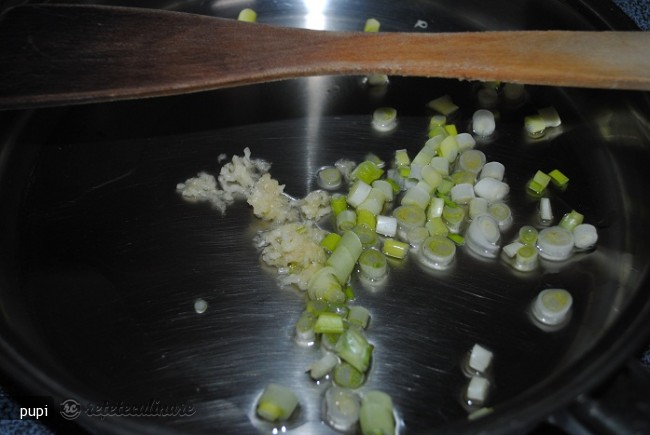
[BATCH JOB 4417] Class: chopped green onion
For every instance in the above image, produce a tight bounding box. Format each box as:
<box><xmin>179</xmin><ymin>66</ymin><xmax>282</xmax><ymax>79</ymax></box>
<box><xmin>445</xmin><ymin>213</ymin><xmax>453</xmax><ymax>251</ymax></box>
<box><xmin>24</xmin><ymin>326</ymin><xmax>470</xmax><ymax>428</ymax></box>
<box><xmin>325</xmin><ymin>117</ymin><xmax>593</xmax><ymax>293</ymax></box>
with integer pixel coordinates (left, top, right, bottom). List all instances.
<box><xmin>477</xmin><ymin>86</ymin><xmax>499</xmax><ymax>109</ymax></box>
<box><xmin>256</xmin><ymin>384</ymin><xmax>299</xmax><ymax>422</ymax></box>
<box><xmin>411</xmin><ymin>145</ymin><xmax>436</xmax><ymax>169</ymax></box>
<box><xmin>333</xmin><ymin>362</ymin><xmax>365</xmax><ymax>389</ymax></box>
<box><xmin>450</xmin><ymin>183</ymin><xmax>475</xmax><ymax>205</ymax></box>
<box><xmin>428</xmin><ymin>125</ymin><xmax>448</xmax><ymax>139</ymax></box>
<box><xmin>425</xmin><ymin>217</ymin><xmax>449</xmax><ymax>237</ymax></box>
<box><xmin>573</xmin><ymin>223</ymin><xmax>598</xmax><ymax>250</ymax></box>
<box><xmin>337</xmin><ymin>209</ymin><xmax>357</xmax><ymax>232</ymax></box>
<box><xmin>456</xmin><ymin>132</ymin><xmax>477</xmax><ymax>151</ymax></box>
<box><xmin>344</xmin><ymin>285</ymin><xmax>356</xmax><ymax>301</ymax></box>
<box><xmin>321</xmin><ymin>332</ymin><xmax>341</xmax><ymax>351</ymax></box>
<box><xmin>479</xmin><ymin>161</ymin><xmax>505</xmax><ymax>181</ymax></box>
<box><xmin>314</xmin><ymin>312</ymin><xmax>345</xmax><ymax>334</ymax></box>
<box><xmin>442</xmin><ymin>204</ymin><xmax>466</xmax><ymax>233</ymax></box>
<box><xmin>394</xmin><ymin>149</ymin><xmax>410</xmax><ymax>168</ymax></box>
<box><xmin>309</xmin><ymin>352</ymin><xmax>339</xmax><ymax>380</ymax></box>
<box><xmin>401</xmin><ymin>181</ymin><xmax>433</xmax><ymax>210</ymax></box>
<box><xmin>427</xmin><ymin>196</ymin><xmax>445</xmax><ymax>220</ymax></box>
<box><xmin>375</xmin><ymin>215</ymin><xmax>397</xmax><ymax>237</ymax></box>
<box><xmin>372</xmin><ymin>107</ymin><xmax>397</xmax><ymax>132</ymax></box>
<box><xmin>237</xmin><ymin>8</ymin><xmax>257</xmax><ymax>22</ymax></box>
<box><xmin>382</xmin><ymin>238</ymin><xmax>409</xmax><ymax>259</ymax></box>
<box><xmin>539</xmin><ymin>197</ymin><xmax>553</xmax><ymax>223</ymax></box>
<box><xmin>468</xmin><ymin>343</ymin><xmax>493</xmax><ymax>373</ymax></box>
<box><xmin>334</xmin><ymin>328</ymin><xmax>373</xmax><ymax>373</ymax></box>
<box><xmin>327</xmin><ymin>237</ymin><xmax>361</xmax><ymax>284</ymax></box>
<box><xmin>430</xmin><ymin>156</ymin><xmax>450</xmax><ymax>176</ymax></box>
<box><xmin>448</xmin><ymin>233</ymin><xmax>465</xmax><ymax>246</ymax></box>
<box><xmin>549</xmin><ymin>169</ymin><xmax>569</xmax><ymax>188</ymax></box>
<box><xmin>537</xmin><ymin>226</ymin><xmax>574</xmax><ymax>261</ymax></box>
<box><xmin>393</xmin><ymin>204</ymin><xmax>426</xmax><ymax>232</ymax></box>
<box><xmin>472</xmin><ymin>109</ymin><xmax>496</xmax><ymax>137</ymax></box>
<box><xmin>352</xmin><ymin>161</ymin><xmax>384</xmax><ymax>185</ymax></box>
<box><xmin>321</xmin><ymin>232</ymin><xmax>342</xmax><ymax>253</ymax></box>
<box><xmin>514</xmin><ymin>244</ymin><xmax>538</xmax><ymax>272</ymax></box>
<box><xmin>429</xmin><ymin>115</ymin><xmax>447</xmax><ymax>128</ymax></box>
<box><xmin>532</xmin><ymin>288</ymin><xmax>572</xmax><ymax>326</ymax></box>
<box><xmin>385</xmin><ymin>177</ymin><xmax>401</xmax><ymax>194</ymax></box>
<box><xmin>468</xmin><ymin>407</ymin><xmax>494</xmax><ymax>421</ymax></box>
<box><xmin>488</xmin><ymin>202</ymin><xmax>513</xmax><ymax>230</ymax></box>
<box><xmin>444</xmin><ymin>124</ymin><xmax>458</xmax><ymax>136</ymax></box>
<box><xmin>367</xmin><ymin>74</ymin><xmax>389</xmax><ymax>86</ymax></box>
<box><xmin>439</xmin><ymin>135</ymin><xmax>459</xmax><ymax>162</ymax></box>
<box><xmin>436</xmin><ymin>177</ymin><xmax>455</xmax><ymax>195</ymax></box>
<box><xmin>407</xmin><ymin>226</ymin><xmax>430</xmax><ymax>248</ymax></box>
<box><xmin>357</xmin><ymin>187</ymin><xmax>386</xmax><ymax>215</ymax></box>
<box><xmin>466</xmin><ymin>376</ymin><xmax>490</xmax><ymax>405</ymax></box>
<box><xmin>331</xmin><ymin>194</ymin><xmax>348</xmax><ymax>216</ymax></box>
<box><xmin>474</xmin><ymin>177</ymin><xmax>509</xmax><ymax>202</ymax></box>
<box><xmin>465</xmin><ymin>215</ymin><xmax>501</xmax><ymax>258</ymax></box>
<box><xmin>538</xmin><ymin>106</ymin><xmax>562</xmax><ymax>128</ymax></box>
<box><xmin>524</xmin><ymin>114</ymin><xmax>546</xmax><ymax>138</ymax></box>
<box><xmin>339</xmin><ymin>230</ymin><xmax>363</xmax><ymax>259</ymax></box>
<box><xmin>318</xmin><ymin>166</ymin><xmax>343</xmax><ymax>190</ymax></box>
<box><xmin>353</xmin><ymin>225</ymin><xmax>379</xmax><ymax>249</ymax></box>
<box><xmin>295</xmin><ymin>310</ymin><xmax>316</xmax><ymax>345</ymax></box>
<box><xmin>503</xmin><ymin>83</ymin><xmax>526</xmax><ymax>104</ymax></box>
<box><xmin>365</xmin><ymin>152</ymin><xmax>385</xmax><ymax>168</ymax></box>
<box><xmin>356</xmin><ymin>209</ymin><xmax>377</xmax><ymax>231</ymax></box>
<box><xmin>360</xmin><ymin>391</ymin><xmax>395</xmax><ymax>435</ymax></box>
<box><xmin>502</xmin><ymin>241</ymin><xmax>524</xmax><ymax>258</ymax></box>
<box><xmin>359</xmin><ymin>249</ymin><xmax>388</xmax><ymax>281</ymax></box>
<box><xmin>469</xmin><ymin>197</ymin><xmax>488</xmax><ymax>219</ymax></box>
<box><xmin>559</xmin><ymin>209</ymin><xmax>584</xmax><ymax>231</ymax></box>
<box><xmin>527</xmin><ymin>170</ymin><xmax>551</xmax><ymax>195</ymax></box>
<box><xmin>419</xmin><ymin>236</ymin><xmax>456</xmax><ymax>269</ymax></box>
<box><xmin>347</xmin><ymin>306</ymin><xmax>371</xmax><ymax>329</ymax></box>
<box><xmin>427</xmin><ymin>95</ymin><xmax>459</xmax><ymax>116</ymax></box>
<box><xmin>372</xmin><ymin>179</ymin><xmax>394</xmax><ymax>202</ymax></box>
<box><xmin>458</xmin><ymin>150</ymin><xmax>486</xmax><ymax>175</ymax></box>
<box><xmin>421</xmin><ymin>165</ymin><xmax>443</xmax><ymax>190</ymax></box>
<box><xmin>306</xmin><ymin>299</ymin><xmax>329</xmax><ymax>316</ymax></box>
<box><xmin>450</xmin><ymin>170</ymin><xmax>476</xmax><ymax>186</ymax></box>
<box><xmin>364</xmin><ymin>18</ymin><xmax>381</xmax><ymax>32</ymax></box>
<box><xmin>307</xmin><ymin>267</ymin><xmax>346</xmax><ymax>303</ymax></box>
<box><xmin>325</xmin><ymin>386</ymin><xmax>361</xmax><ymax>432</ymax></box>
<box><xmin>518</xmin><ymin>225</ymin><xmax>538</xmax><ymax>245</ymax></box>
<box><xmin>347</xmin><ymin>180</ymin><xmax>372</xmax><ymax>208</ymax></box>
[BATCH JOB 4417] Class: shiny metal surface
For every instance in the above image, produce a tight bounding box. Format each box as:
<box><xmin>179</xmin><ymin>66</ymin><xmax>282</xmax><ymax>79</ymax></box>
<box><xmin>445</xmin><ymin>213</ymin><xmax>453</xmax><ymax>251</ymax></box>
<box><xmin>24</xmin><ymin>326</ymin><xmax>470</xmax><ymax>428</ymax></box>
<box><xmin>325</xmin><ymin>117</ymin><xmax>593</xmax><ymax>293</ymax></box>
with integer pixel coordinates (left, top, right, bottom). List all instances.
<box><xmin>1</xmin><ymin>1</ymin><xmax>649</xmax><ymax>434</ymax></box>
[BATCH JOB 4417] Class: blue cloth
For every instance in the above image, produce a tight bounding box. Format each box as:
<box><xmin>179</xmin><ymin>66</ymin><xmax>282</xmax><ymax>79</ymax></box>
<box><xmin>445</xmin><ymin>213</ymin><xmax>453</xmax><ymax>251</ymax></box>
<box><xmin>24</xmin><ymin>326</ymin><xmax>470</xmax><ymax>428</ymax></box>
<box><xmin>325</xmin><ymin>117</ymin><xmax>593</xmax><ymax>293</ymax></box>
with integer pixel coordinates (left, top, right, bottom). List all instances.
<box><xmin>0</xmin><ymin>2</ymin><xmax>648</xmax><ymax>434</ymax></box>
<box><xmin>613</xmin><ymin>0</ymin><xmax>650</xmax><ymax>29</ymax></box>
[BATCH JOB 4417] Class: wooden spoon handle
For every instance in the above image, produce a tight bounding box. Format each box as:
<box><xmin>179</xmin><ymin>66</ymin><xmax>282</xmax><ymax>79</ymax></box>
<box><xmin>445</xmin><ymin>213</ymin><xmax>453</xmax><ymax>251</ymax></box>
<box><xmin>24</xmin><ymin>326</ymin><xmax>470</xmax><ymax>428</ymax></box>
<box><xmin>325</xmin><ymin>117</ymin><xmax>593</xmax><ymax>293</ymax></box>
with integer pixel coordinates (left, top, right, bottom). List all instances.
<box><xmin>1</xmin><ymin>4</ymin><xmax>649</xmax><ymax>110</ymax></box>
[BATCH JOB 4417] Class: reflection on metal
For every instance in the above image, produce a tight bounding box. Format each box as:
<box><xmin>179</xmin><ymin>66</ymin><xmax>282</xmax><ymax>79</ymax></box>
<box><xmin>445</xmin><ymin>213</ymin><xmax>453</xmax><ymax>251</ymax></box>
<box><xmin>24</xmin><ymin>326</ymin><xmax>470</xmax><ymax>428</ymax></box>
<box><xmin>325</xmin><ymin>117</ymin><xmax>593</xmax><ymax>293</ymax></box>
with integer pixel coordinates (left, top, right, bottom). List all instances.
<box><xmin>303</xmin><ymin>0</ymin><xmax>328</xmax><ymax>30</ymax></box>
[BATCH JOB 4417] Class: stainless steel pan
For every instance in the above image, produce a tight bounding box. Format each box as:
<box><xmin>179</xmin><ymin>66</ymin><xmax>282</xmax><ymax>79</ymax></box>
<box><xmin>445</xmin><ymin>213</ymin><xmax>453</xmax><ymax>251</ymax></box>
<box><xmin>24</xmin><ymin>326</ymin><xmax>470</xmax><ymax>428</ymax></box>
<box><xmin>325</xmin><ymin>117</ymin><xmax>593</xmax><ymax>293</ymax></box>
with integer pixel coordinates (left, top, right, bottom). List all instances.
<box><xmin>0</xmin><ymin>1</ymin><xmax>649</xmax><ymax>434</ymax></box>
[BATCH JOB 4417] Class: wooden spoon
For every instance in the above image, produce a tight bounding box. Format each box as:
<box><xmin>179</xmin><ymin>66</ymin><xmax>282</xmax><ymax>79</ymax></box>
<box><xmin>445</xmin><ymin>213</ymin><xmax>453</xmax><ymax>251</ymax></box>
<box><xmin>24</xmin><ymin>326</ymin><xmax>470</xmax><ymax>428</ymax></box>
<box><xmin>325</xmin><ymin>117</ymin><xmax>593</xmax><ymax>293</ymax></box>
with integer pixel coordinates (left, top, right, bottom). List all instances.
<box><xmin>1</xmin><ymin>4</ymin><xmax>649</xmax><ymax>110</ymax></box>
